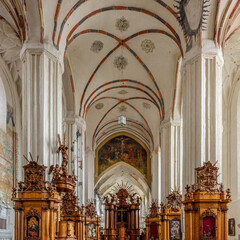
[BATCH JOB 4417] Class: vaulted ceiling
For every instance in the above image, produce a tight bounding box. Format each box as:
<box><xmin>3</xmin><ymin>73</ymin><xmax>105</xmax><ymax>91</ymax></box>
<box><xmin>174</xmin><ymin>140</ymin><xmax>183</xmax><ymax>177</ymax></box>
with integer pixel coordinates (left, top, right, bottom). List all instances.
<box><xmin>1</xmin><ymin>0</ymin><xmax>240</xmax><ymax>153</ymax></box>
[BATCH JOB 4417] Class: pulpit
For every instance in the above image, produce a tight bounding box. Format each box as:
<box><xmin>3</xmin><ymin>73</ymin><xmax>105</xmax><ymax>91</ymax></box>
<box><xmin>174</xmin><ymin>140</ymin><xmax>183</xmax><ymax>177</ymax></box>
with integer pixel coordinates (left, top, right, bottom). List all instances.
<box><xmin>183</xmin><ymin>161</ymin><xmax>231</xmax><ymax>240</ymax></box>
<box><xmin>145</xmin><ymin>200</ymin><xmax>161</xmax><ymax>240</ymax></box>
<box><xmin>49</xmin><ymin>136</ymin><xmax>77</xmax><ymax>240</ymax></box>
<box><xmin>12</xmin><ymin>155</ymin><xmax>61</xmax><ymax>240</ymax></box>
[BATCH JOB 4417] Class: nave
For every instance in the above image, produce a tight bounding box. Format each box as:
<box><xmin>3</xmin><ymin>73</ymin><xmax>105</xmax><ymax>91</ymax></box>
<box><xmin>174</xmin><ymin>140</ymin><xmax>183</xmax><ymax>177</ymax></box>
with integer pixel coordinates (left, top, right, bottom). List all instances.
<box><xmin>1</xmin><ymin>0</ymin><xmax>240</xmax><ymax>239</ymax></box>
<box><xmin>12</xmin><ymin>139</ymin><xmax>231</xmax><ymax>240</ymax></box>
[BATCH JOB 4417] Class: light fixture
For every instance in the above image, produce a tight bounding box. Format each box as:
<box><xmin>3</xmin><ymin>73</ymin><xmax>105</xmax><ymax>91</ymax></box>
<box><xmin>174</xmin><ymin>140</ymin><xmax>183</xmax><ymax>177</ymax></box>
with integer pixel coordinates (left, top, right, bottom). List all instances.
<box><xmin>118</xmin><ymin>116</ymin><xmax>126</xmax><ymax>126</ymax></box>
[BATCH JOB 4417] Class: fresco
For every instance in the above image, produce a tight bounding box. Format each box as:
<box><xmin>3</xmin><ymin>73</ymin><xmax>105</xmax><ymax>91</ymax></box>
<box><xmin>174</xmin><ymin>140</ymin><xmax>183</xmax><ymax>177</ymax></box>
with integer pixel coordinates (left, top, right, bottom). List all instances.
<box><xmin>98</xmin><ymin>135</ymin><xmax>147</xmax><ymax>177</ymax></box>
<box><xmin>0</xmin><ymin>125</ymin><xmax>15</xmax><ymax>203</ymax></box>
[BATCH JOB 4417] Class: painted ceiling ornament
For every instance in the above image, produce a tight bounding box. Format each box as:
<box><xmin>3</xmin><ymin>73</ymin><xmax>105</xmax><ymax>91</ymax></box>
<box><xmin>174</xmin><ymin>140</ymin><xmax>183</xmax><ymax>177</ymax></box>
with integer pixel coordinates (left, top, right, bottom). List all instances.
<box><xmin>90</xmin><ymin>40</ymin><xmax>103</xmax><ymax>53</ymax></box>
<box><xmin>141</xmin><ymin>39</ymin><xmax>155</xmax><ymax>53</ymax></box>
<box><xmin>95</xmin><ymin>103</ymin><xmax>104</xmax><ymax>110</ymax></box>
<box><xmin>119</xmin><ymin>105</ymin><xmax>127</xmax><ymax>112</ymax></box>
<box><xmin>174</xmin><ymin>0</ymin><xmax>210</xmax><ymax>51</ymax></box>
<box><xmin>118</xmin><ymin>90</ymin><xmax>128</xmax><ymax>95</ymax></box>
<box><xmin>115</xmin><ymin>16</ymin><xmax>129</xmax><ymax>32</ymax></box>
<box><xmin>113</xmin><ymin>55</ymin><xmax>128</xmax><ymax>70</ymax></box>
<box><xmin>142</xmin><ymin>102</ymin><xmax>151</xmax><ymax>109</ymax></box>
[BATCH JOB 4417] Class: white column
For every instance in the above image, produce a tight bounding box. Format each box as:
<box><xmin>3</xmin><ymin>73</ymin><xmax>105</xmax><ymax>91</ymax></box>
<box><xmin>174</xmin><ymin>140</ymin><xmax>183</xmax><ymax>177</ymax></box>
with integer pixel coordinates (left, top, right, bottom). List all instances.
<box><xmin>63</xmin><ymin>116</ymin><xmax>86</xmax><ymax>205</ymax></box>
<box><xmin>85</xmin><ymin>147</ymin><xmax>95</xmax><ymax>201</ymax></box>
<box><xmin>20</xmin><ymin>42</ymin><xmax>63</xmax><ymax>170</ymax></box>
<box><xmin>160</xmin><ymin>119</ymin><xmax>182</xmax><ymax>201</ymax></box>
<box><xmin>182</xmin><ymin>40</ymin><xmax>223</xmax><ymax>189</ymax></box>
<box><xmin>151</xmin><ymin>150</ymin><xmax>159</xmax><ymax>199</ymax></box>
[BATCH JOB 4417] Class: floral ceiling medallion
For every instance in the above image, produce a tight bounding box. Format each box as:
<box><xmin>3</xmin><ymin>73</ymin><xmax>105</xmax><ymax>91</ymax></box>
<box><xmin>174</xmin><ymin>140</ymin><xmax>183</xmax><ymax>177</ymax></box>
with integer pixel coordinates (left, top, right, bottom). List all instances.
<box><xmin>90</xmin><ymin>40</ymin><xmax>103</xmax><ymax>53</ymax></box>
<box><xmin>119</xmin><ymin>105</ymin><xmax>127</xmax><ymax>112</ymax></box>
<box><xmin>118</xmin><ymin>90</ymin><xmax>128</xmax><ymax>95</ymax></box>
<box><xmin>142</xmin><ymin>102</ymin><xmax>151</xmax><ymax>109</ymax></box>
<box><xmin>115</xmin><ymin>16</ymin><xmax>129</xmax><ymax>32</ymax></box>
<box><xmin>141</xmin><ymin>39</ymin><xmax>155</xmax><ymax>53</ymax></box>
<box><xmin>95</xmin><ymin>103</ymin><xmax>104</xmax><ymax>110</ymax></box>
<box><xmin>113</xmin><ymin>55</ymin><xmax>128</xmax><ymax>70</ymax></box>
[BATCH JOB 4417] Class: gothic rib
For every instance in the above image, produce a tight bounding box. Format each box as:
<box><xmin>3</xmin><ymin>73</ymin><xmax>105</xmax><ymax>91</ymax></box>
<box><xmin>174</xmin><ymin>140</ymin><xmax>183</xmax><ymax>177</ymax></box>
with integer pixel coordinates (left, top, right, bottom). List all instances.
<box><xmin>38</xmin><ymin>0</ymin><xmax>44</xmax><ymax>43</ymax></box>
<box><xmin>66</xmin><ymin>29</ymin><xmax>183</xmax><ymax>56</ymax></box>
<box><xmin>56</xmin><ymin>6</ymin><xmax>182</xmax><ymax>49</ymax></box>
<box><xmin>85</xmin><ymin>96</ymin><xmax>159</xmax><ymax>119</ymax></box>
<box><xmin>0</xmin><ymin>0</ymin><xmax>21</xmax><ymax>40</ymax></box>
<box><xmin>52</xmin><ymin>0</ymin><xmax>182</xmax><ymax>46</ymax></box>
<box><xmin>92</xmin><ymin>101</ymin><xmax>154</xmax><ymax>149</ymax></box>
<box><xmin>75</xmin><ymin>31</ymin><xmax>165</xmax><ymax>118</ymax></box>
<box><xmin>95</xmin><ymin>125</ymin><xmax>151</xmax><ymax>151</ymax></box>
<box><xmin>66</xmin><ymin>58</ymin><xmax>75</xmax><ymax>93</ymax></box>
<box><xmin>94</xmin><ymin>120</ymin><xmax>153</xmax><ymax>148</ymax></box>
<box><xmin>83</xmin><ymin>79</ymin><xmax>161</xmax><ymax>115</ymax></box>
<box><xmin>224</xmin><ymin>2</ymin><xmax>240</xmax><ymax>45</ymax></box>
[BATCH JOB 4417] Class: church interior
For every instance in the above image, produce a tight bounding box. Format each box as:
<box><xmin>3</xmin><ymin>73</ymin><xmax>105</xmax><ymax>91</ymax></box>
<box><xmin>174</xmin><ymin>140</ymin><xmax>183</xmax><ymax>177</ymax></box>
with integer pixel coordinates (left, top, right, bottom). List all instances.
<box><xmin>0</xmin><ymin>0</ymin><xmax>240</xmax><ymax>239</ymax></box>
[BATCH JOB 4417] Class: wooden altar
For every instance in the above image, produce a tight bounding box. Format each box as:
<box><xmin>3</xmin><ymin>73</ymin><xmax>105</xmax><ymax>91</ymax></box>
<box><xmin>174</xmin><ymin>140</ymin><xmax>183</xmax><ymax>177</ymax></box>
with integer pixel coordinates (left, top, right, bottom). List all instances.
<box><xmin>103</xmin><ymin>188</ymin><xmax>141</xmax><ymax>240</ymax></box>
<box><xmin>61</xmin><ymin>192</ymin><xmax>84</xmax><ymax>240</ymax></box>
<box><xmin>183</xmin><ymin>161</ymin><xmax>231</xmax><ymax>240</ymax></box>
<box><xmin>84</xmin><ymin>201</ymin><xmax>100</xmax><ymax>240</ymax></box>
<box><xmin>12</xmin><ymin>155</ymin><xmax>61</xmax><ymax>240</ymax></box>
<box><xmin>145</xmin><ymin>200</ymin><xmax>161</xmax><ymax>240</ymax></box>
<box><xmin>161</xmin><ymin>191</ymin><xmax>182</xmax><ymax>240</ymax></box>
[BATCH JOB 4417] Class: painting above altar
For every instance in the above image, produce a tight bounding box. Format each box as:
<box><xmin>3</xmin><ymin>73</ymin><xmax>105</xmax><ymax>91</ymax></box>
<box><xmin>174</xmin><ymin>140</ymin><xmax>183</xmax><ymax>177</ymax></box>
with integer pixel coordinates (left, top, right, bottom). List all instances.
<box><xmin>96</xmin><ymin>134</ymin><xmax>149</xmax><ymax>180</ymax></box>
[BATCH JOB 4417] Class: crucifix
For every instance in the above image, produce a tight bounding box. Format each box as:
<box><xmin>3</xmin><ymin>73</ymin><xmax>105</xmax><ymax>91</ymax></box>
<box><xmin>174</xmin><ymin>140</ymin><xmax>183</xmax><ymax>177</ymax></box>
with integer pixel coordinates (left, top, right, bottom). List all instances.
<box><xmin>116</xmin><ymin>136</ymin><xmax>130</xmax><ymax>159</ymax></box>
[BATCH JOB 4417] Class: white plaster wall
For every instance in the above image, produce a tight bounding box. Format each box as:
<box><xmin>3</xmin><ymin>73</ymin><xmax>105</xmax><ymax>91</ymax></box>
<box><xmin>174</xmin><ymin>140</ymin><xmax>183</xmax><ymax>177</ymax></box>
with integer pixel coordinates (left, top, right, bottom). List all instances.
<box><xmin>228</xmin><ymin>199</ymin><xmax>240</xmax><ymax>240</ymax></box>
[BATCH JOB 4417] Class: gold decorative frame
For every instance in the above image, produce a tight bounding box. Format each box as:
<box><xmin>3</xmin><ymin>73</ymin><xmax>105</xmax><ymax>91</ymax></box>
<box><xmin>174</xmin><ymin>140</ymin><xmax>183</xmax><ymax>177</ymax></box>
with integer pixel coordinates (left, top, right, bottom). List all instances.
<box><xmin>94</xmin><ymin>132</ymin><xmax>151</xmax><ymax>187</ymax></box>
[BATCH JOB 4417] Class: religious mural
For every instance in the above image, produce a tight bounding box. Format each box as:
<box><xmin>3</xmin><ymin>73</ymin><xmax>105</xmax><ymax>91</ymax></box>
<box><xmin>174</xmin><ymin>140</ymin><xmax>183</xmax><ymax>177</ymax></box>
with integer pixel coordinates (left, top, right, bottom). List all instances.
<box><xmin>0</xmin><ymin>125</ymin><xmax>16</xmax><ymax>203</ymax></box>
<box><xmin>97</xmin><ymin>135</ymin><xmax>147</xmax><ymax>177</ymax></box>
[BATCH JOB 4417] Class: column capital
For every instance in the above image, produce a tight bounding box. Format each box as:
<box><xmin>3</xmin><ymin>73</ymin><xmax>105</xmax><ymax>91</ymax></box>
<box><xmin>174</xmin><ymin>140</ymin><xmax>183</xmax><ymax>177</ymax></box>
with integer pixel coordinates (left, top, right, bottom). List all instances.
<box><xmin>183</xmin><ymin>40</ymin><xmax>224</xmax><ymax>66</ymax></box>
<box><xmin>160</xmin><ymin>117</ymin><xmax>181</xmax><ymax>130</ymax></box>
<box><xmin>64</xmin><ymin>116</ymin><xmax>86</xmax><ymax>131</ymax></box>
<box><xmin>20</xmin><ymin>41</ymin><xmax>64</xmax><ymax>72</ymax></box>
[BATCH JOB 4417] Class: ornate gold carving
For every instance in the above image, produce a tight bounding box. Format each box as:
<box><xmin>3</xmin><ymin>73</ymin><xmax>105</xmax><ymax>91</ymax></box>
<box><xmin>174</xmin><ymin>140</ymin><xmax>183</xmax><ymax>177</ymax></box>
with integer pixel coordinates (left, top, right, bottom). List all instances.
<box><xmin>62</xmin><ymin>192</ymin><xmax>81</xmax><ymax>215</ymax></box>
<box><xmin>48</xmin><ymin>135</ymin><xmax>76</xmax><ymax>192</ymax></box>
<box><xmin>148</xmin><ymin>200</ymin><xmax>160</xmax><ymax>217</ymax></box>
<box><xmin>201</xmin><ymin>208</ymin><xmax>217</xmax><ymax>218</ymax></box>
<box><xmin>195</xmin><ymin>161</ymin><xmax>219</xmax><ymax>192</ymax></box>
<box><xmin>26</xmin><ymin>208</ymin><xmax>41</xmax><ymax>218</ymax></box>
<box><xmin>17</xmin><ymin>154</ymin><xmax>54</xmax><ymax>192</ymax></box>
<box><xmin>85</xmin><ymin>201</ymin><xmax>97</xmax><ymax>219</ymax></box>
<box><xmin>166</xmin><ymin>190</ymin><xmax>182</xmax><ymax>212</ymax></box>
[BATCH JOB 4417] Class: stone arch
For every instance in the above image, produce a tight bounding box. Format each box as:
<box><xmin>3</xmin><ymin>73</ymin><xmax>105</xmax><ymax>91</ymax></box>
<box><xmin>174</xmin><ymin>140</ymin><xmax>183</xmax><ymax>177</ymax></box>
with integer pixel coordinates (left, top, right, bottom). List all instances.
<box><xmin>228</xmin><ymin>71</ymin><xmax>240</xmax><ymax>199</ymax></box>
<box><xmin>0</xmin><ymin>75</ymin><xmax>7</xmax><ymax>132</ymax></box>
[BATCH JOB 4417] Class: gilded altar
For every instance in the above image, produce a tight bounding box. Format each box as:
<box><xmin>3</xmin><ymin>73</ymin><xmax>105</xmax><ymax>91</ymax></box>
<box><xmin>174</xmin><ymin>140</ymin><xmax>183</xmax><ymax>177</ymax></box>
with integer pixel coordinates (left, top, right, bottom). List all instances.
<box><xmin>183</xmin><ymin>161</ymin><xmax>231</xmax><ymax>240</ymax></box>
<box><xmin>12</xmin><ymin>155</ymin><xmax>61</xmax><ymax>240</ymax></box>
